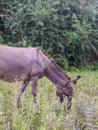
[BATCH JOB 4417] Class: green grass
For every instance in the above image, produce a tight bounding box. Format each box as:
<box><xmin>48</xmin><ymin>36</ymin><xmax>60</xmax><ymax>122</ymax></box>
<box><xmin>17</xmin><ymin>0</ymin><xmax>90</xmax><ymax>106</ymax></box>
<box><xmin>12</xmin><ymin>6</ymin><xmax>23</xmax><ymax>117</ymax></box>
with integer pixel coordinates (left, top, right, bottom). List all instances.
<box><xmin>0</xmin><ymin>70</ymin><xmax>98</xmax><ymax>130</ymax></box>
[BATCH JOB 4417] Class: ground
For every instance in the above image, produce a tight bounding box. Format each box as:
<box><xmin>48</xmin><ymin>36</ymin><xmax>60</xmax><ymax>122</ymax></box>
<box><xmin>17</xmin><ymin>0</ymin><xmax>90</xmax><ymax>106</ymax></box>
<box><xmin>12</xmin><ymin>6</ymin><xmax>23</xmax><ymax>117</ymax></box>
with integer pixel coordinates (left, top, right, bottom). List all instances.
<box><xmin>0</xmin><ymin>70</ymin><xmax>98</xmax><ymax>130</ymax></box>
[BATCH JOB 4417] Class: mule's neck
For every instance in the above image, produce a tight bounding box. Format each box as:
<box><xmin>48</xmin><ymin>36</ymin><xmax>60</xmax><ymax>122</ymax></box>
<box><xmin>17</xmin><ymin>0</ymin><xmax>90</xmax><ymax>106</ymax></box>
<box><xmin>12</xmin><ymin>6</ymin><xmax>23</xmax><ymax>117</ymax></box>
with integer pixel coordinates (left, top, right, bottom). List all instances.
<box><xmin>38</xmin><ymin>49</ymin><xmax>70</xmax><ymax>87</ymax></box>
<box><xmin>45</xmin><ymin>64</ymin><xmax>70</xmax><ymax>87</ymax></box>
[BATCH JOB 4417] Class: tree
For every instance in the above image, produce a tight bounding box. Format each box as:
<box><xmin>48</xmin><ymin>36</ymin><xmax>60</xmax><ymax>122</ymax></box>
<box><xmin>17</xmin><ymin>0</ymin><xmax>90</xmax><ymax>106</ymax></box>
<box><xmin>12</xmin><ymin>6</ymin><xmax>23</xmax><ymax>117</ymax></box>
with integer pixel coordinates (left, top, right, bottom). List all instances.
<box><xmin>0</xmin><ymin>0</ymin><xmax>98</xmax><ymax>68</ymax></box>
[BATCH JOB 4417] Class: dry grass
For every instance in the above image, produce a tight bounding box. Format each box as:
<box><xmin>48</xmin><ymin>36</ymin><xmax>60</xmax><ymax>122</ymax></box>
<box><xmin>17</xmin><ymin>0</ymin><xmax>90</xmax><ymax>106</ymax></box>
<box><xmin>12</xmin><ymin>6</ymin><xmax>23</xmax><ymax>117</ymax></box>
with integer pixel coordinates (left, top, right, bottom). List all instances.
<box><xmin>0</xmin><ymin>70</ymin><xmax>98</xmax><ymax>130</ymax></box>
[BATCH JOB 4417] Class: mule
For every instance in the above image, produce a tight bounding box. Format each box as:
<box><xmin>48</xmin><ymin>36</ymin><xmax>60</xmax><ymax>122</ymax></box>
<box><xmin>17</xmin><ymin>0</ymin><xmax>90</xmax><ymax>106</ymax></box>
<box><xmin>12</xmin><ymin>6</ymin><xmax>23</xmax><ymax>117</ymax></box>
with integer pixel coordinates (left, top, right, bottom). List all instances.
<box><xmin>0</xmin><ymin>45</ymin><xmax>81</xmax><ymax>109</ymax></box>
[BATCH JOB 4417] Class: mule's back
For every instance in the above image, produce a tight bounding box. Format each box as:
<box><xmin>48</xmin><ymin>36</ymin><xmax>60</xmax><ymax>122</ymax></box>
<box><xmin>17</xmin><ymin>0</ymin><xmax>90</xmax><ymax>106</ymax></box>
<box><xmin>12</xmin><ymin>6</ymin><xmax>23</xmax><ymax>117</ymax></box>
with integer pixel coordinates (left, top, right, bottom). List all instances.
<box><xmin>0</xmin><ymin>46</ymin><xmax>38</xmax><ymax>82</ymax></box>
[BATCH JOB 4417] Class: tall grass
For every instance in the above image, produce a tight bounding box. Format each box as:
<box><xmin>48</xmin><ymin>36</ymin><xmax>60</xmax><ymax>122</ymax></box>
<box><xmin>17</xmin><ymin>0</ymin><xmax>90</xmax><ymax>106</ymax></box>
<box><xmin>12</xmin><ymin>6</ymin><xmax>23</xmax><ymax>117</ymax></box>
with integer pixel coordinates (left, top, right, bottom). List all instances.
<box><xmin>0</xmin><ymin>70</ymin><xmax>98</xmax><ymax>130</ymax></box>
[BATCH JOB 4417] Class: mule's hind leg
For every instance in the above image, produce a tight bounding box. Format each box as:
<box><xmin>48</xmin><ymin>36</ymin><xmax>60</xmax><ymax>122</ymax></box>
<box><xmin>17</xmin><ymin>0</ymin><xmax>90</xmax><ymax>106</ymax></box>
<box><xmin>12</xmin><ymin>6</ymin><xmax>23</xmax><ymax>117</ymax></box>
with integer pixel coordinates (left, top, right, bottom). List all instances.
<box><xmin>17</xmin><ymin>80</ymin><xmax>29</xmax><ymax>108</ymax></box>
<box><xmin>31</xmin><ymin>76</ymin><xmax>39</xmax><ymax>103</ymax></box>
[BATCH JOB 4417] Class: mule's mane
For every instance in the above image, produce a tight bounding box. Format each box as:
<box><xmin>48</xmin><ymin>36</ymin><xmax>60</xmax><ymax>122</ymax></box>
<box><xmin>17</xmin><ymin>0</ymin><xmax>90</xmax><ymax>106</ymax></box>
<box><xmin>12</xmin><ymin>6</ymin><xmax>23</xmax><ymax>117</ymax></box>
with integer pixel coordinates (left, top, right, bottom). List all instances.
<box><xmin>42</xmin><ymin>51</ymin><xmax>57</xmax><ymax>64</ymax></box>
<box><xmin>42</xmin><ymin>50</ymin><xmax>70</xmax><ymax>80</ymax></box>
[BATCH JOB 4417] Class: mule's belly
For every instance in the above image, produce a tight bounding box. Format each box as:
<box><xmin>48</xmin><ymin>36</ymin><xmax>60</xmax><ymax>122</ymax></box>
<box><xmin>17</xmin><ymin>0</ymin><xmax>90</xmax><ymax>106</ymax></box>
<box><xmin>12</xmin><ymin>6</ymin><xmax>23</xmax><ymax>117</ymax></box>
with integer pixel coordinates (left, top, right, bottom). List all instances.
<box><xmin>0</xmin><ymin>72</ymin><xmax>27</xmax><ymax>82</ymax></box>
<box><xmin>0</xmin><ymin>65</ymin><xmax>31</xmax><ymax>82</ymax></box>
<box><xmin>0</xmin><ymin>71</ymin><xmax>28</xmax><ymax>82</ymax></box>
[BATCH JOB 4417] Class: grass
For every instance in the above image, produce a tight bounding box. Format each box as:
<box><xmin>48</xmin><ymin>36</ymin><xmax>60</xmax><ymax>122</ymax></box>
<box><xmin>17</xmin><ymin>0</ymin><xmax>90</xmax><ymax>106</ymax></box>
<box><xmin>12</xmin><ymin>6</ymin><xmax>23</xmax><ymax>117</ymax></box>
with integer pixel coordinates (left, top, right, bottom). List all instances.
<box><xmin>0</xmin><ymin>70</ymin><xmax>98</xmax><ymax>130</ymax></box>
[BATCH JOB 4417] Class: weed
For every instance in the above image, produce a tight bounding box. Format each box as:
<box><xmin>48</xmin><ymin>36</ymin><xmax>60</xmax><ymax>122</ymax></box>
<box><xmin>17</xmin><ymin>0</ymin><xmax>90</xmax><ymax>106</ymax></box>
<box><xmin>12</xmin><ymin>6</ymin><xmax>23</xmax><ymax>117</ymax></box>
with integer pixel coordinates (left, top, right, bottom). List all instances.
<box><xmin>0</xmin><ymin>71</ymin><xmax>98</xmax><ymax>130</ymax></box>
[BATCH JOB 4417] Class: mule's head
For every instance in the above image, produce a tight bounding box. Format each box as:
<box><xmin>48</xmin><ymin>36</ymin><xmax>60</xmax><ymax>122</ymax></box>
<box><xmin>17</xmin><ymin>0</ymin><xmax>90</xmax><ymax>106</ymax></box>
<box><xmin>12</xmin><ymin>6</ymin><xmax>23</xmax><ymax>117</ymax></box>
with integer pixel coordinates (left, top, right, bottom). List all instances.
<box><xmin>56</xmin><ymin>76</ymin><xmax>81</xmax><ymax>110</ymax></box>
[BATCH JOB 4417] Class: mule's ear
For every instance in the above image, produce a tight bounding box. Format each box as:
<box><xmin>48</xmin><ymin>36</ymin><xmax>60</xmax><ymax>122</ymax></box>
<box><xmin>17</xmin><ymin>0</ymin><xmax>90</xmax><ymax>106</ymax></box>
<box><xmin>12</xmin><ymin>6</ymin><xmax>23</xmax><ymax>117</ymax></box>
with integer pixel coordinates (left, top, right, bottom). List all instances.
<box><xmin>64</xmin><ymin>81</ymin><xmax>70</xmax><ymax>87</ymax></box>
<box><xmin>63</xmin><ymin>78</ymin><xmax>70</xmax><ymax>87</ymax></box>
<box><xmin>70</xmin><ymin>75</ymin><xmax>81</xmax><ymax>84</ymax></box>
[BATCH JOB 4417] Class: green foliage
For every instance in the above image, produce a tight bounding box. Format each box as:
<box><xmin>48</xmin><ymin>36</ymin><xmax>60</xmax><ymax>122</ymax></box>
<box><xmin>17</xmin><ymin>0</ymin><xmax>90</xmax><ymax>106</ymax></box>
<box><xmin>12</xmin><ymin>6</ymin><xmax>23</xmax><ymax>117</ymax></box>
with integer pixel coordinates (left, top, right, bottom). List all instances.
<box><xmin>0</xmin><ymin>0</ymin><xmax>98</xmax><ymax>68</ymax></box>
<box><xmin>86</xmin><ymin>62</ymin><xmax>98</xmax><ymax>71</ymax></box>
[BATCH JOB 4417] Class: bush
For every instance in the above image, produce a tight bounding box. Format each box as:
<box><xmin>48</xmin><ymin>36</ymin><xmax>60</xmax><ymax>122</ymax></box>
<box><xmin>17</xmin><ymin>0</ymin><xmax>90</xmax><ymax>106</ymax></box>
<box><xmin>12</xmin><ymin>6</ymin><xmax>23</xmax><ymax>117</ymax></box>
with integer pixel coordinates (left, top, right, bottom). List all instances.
<box><xmin>0</xmin><ymin>0</ymin><xmax>98</xmax><ymax>69</ymax></box>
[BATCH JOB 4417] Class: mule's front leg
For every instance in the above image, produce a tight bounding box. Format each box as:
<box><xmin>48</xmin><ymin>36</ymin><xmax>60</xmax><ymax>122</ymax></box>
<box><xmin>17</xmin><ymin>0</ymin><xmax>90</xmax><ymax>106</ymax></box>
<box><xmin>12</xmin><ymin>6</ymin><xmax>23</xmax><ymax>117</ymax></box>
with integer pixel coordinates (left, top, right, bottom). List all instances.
<box><xmin>31</xmin><ymin>76</ymin><xmax>38</xmax><ymax>103</ymax></box>
<box><xmin>17</xmin><ymin>80</ymin><xmax>29</xmax><ymax>108</ymax></box>
<box><xmin>67</xmin><ymin>96</ymin><xmax>72</xmax><ymax>110</ymax></box>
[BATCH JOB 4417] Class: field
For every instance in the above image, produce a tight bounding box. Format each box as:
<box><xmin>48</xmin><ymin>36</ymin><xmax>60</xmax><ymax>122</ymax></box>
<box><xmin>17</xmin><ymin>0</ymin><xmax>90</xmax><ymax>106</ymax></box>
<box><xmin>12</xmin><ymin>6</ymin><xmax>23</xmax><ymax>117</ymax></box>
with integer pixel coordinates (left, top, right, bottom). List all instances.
<box><xmin>0</xmin><ymin>70</ymin><xmax>98</xmax><ymax>130</ymax></box>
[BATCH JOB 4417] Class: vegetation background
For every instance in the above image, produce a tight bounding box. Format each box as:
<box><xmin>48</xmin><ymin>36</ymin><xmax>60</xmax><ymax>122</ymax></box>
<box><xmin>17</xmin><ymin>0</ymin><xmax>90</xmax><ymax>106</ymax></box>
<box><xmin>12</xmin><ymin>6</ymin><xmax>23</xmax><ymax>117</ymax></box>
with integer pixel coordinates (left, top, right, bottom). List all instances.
<box><xmin>0</xmin><ymin>0</ymin><xmax>98</xmax><ymax>69</ymax></box>
<box><xmin>0</xmin><ymin>71</ymin><xmax>98</xmax><ymax>130</ymax></box>
<box><xmin>0</xmin><ymin>0</ymin><xmax>98</xmax><ymax>130</ymax></box>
